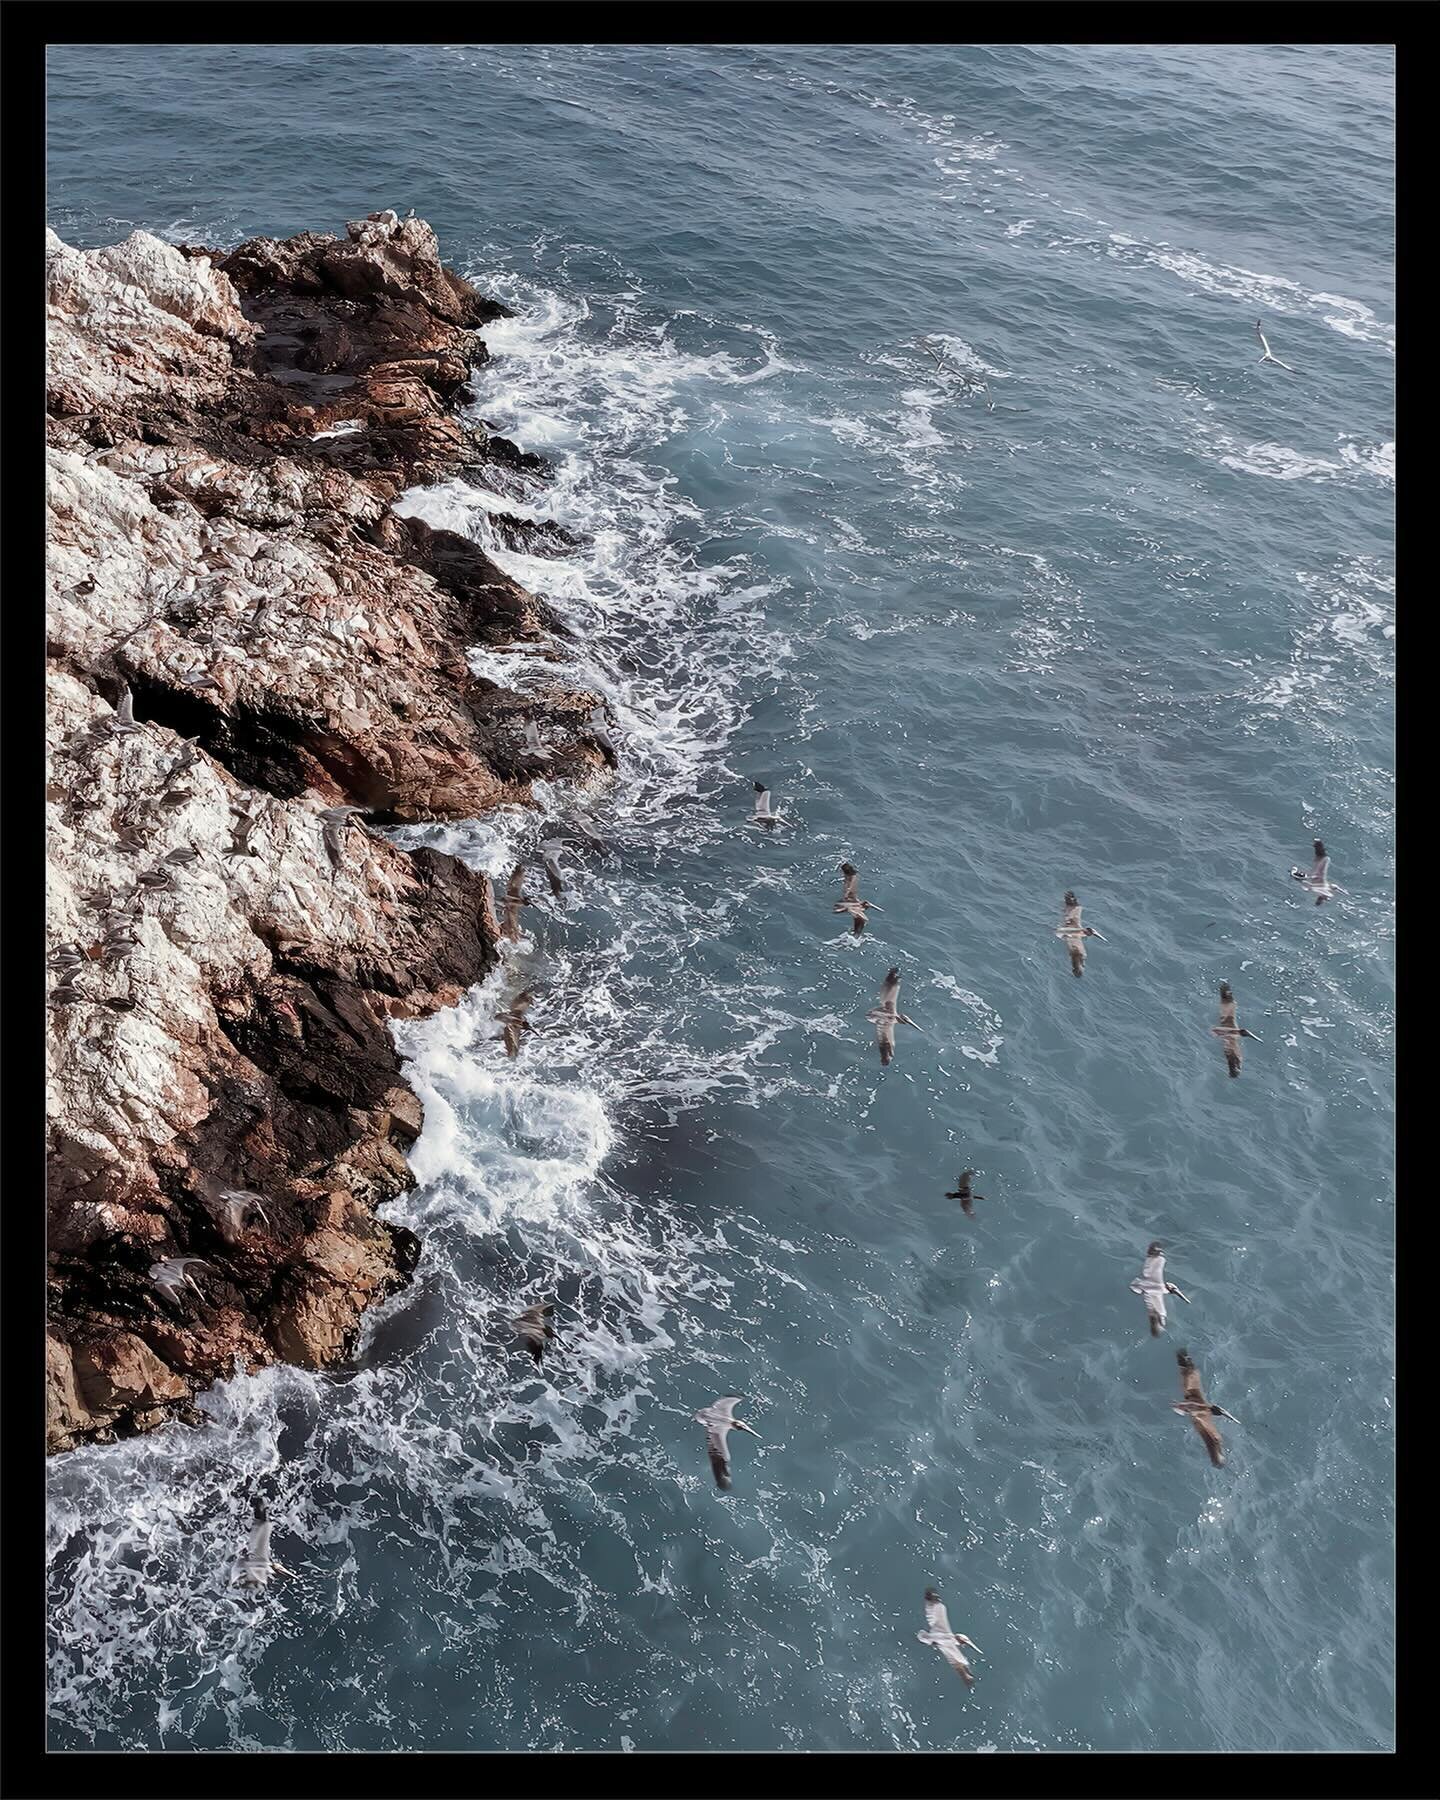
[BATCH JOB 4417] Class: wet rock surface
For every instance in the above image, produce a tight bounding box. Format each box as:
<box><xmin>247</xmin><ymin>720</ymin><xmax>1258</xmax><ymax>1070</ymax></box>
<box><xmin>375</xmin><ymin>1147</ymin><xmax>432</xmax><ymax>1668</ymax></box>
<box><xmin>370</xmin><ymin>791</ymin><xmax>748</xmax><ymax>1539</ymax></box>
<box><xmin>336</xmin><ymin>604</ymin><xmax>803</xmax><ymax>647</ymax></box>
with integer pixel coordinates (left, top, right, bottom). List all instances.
<box><xmin>46</xmin><ymin>210</ymin><xmax>606</xmax><ymax>1453</ymax></box>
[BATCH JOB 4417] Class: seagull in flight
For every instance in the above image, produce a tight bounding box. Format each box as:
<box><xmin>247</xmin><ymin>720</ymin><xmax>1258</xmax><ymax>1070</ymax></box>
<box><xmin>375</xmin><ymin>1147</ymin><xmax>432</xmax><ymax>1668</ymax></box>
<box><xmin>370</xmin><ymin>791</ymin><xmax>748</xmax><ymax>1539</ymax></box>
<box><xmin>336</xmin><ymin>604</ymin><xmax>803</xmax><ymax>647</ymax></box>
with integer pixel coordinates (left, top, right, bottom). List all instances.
<box><xmin>749</xmin><ymin>782</ymin><xmax>786</xmax><ymax>829</ymax></box>
<box><xmin>834</xmin><ymin>862</ymin><xmax>883</xmax><ymax>936</ymax></box>
<box><xmin>867</xmin><ymin>966</ymin><xmax>920</xmax><ymax>1067</ymax></box>
<box><xmin>693</xmin><ymin>1395</ymin><xmax>760</xmax><ymax>1490</ymax></box>
<box><xmin>1291</xmin><ymin>838</ymin><xmax>1341</xmax><ymax>905</ymax></box>
<box><xmin>1212</xmin><ymin>980</ymin><xmax>1260</xmax><ymax>1078</ymax></box>
<box><xmin>112</xmin><ymin>683</ymin><xmax>144</xmax><ymax>736</ymax></box>
<box><xmin>944</xmin><ymin>1169</ymin><xmax>986</xmax><ymax>1219</ymax></box>
<box><xmin>539</xmin><ymin>840</ymin><xmax>566</xmax><ymax>898</ymax></box>
<box><xmin>1056</xmin><ymin>891</ymin><xmax>1105</xmax><ymax>977</ymax></box>
<box><xmin>231</xmin><ymin>1499</ymin><xmax>296</xmax><ymax>1589</ymax></box>
<box><xmin>496</xmin><ymin>988</ymin><xmax>537</xmax><ymax>1058</ymax></box>
<box><xmin>499</xmin><ymin>863</ymin><xmax>534</xmax><ymax>940</ymax></box>
<box><xmin>1172</xmin><ymin>1348</ymin><xmax>1240</xmax><ymax>1467</ymax></box>
<box><xmin>1130</xmin><ymin>1241</ymin><xmax>1191</xmax><ymax>1336</ymax></box>
<box><xmin>917</xmin><ymin>1588</ymin><xmax>982</xmax><ymax>1686</ymax></box>
<box><xmin>522</xmin><ymin>720</ymin><xmax>551</xmax><ymax>765</ymax></box>
<box><xmin>1255</xmin><ymin>319</ymin><xmax>1298</xmax><ymax>373</ymax></box>
<box><xmin>203</xmin><ymin>1188</ymin><xmax>271</xmax><ymax>1245</ymax></box>
<box><xmin>149</xmin><ymin>1256</ymin><xmax>210</xmax><ymax>1305</ymax></box>
<box><xmin>509</xmin><ymin>1302</ymin><xmax>556</xmax><ymax>1366</ymax></box>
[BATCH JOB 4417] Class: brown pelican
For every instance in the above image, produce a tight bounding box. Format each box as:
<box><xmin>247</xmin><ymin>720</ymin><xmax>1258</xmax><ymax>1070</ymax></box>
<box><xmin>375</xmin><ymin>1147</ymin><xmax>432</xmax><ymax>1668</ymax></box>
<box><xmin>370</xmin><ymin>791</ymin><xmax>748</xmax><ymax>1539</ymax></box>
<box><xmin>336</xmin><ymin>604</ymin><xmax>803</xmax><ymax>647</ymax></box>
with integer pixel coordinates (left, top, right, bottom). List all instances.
<box><xmin>496</xmin><ymin>988</ymin><xmax>537</xmax><ymax>1058</ymax></box>
<box><xmin>867</xmin><ymin>967</ymin><xmax>920</xmax><ymax>1067</ymax></box>
<box><xmin>1291</xmin><ymin>839</ymin><xmax>1340</xmax><ymax>905</ymax></box>
<box><xmin>499</xmin><ymin>863</ymin><xmax>534</xmax><ymax>940</ymax></box>
<box><xmin>165</xmin><ymin>846</ymin><xmax>201</xmax><ymax>866</ymax></box>
<box><xmin>834</xmin><ymin>862</ymin><xmax>883</xmax><ymax>936</ymax></box>
<box><xmin>1173</xmin><ymin>1348</ymin><xmax>1240</xmax><ymax>1467</ymax></box>
<box><xmin>1255</xmin><ymin>319</ymin><xmax>1298</xmax><ymax>373</ymax></box>
<box><xmin>539</xmin><ymin>840</ymin><xmax>566</xmax><ymax>897</ymax></box>
<box><xmin>318</xmin><ymin>805</ymin><xmax>369</xmax><ymax>873</ymax></box>
<box><xmin>231</xmin><ymin>1499</ymin><xmax>296</xmax><ymax>1589</ymax></box>
<box><xmin>226</xmin><ymin>805</ymin><xmax>261</xmax><ymax>859</ymax></box>
<box><xmin>749</xmin><ymin>782</ymin><xmax>785</xmax><ymax>829</ymax></box>
<box><xmin>203</xmin><ymin>1188</ymin><xmax>271</xmax><ymax>1245</ymax></box>
<box><xmin>917</xmin><ymin>1589</ymin><xmax>982</xmax><ymax>1686</ymax></box>
<box><xmin>148</xmin><ymin>1256</ymin><xmax>210</xmax><ymax>1305</ymax></box>
<box><xmin>1056</xmin><ymin>891</ymin><xmax>1105</xmax><ymax>977</ymax></box>
<box><xmin>1212</xmin><ymin>981</ymin><xmax>1260</xmax><ymax>1078</ymax></box>
<box><xmin>693</xmin><ymin>1396</ymin><xmax>760</xmax><ymax>1490</ymax></box>
<box><xmin>509</xmin><ymin>1302</ymin><xmax>556</xmax><ymax>1366</ymax></box>
<box><xmin>1130</xmin><ymin>1242</ymin><xmax>1190</xmax><ymax>1336</ymax></box>
<box><xmin>944</xmin><ymin>1169</ymin><xmax>986</xmax><ymax>1218</ymax></box>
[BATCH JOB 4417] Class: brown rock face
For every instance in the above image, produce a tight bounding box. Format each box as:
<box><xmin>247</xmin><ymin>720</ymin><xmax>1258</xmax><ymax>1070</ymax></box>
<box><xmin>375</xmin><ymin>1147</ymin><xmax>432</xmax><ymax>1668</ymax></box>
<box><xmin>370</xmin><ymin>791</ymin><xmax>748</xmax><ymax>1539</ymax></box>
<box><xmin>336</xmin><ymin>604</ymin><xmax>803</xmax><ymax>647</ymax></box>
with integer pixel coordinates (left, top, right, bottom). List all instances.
<box><xmin>45</xmin><ymin>210</ymin><xmax>613</xmax><ymax>1453</ymax></box>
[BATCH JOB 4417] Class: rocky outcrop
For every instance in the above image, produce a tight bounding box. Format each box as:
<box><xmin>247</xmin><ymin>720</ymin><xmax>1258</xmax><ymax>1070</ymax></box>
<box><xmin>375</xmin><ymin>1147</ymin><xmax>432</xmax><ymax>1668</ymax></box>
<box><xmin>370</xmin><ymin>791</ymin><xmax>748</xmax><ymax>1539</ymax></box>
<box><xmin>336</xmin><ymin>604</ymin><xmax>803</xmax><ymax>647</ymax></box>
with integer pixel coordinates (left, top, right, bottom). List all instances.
<box><xmin>46</xmin><ymin>211</ymin><xmax>610</xmax><ymax>1453</ymax></box>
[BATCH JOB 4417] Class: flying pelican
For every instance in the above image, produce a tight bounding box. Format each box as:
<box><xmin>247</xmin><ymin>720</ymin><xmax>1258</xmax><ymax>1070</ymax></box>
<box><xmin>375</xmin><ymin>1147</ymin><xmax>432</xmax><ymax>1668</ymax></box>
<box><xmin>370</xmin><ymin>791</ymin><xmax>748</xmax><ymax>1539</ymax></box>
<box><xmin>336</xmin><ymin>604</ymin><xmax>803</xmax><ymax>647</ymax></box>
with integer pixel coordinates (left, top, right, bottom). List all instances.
<box><xmin>509</xmin><ymin>1302</ymin><xmax>555</xmax><ymax>1366</ymax></box>
<box><xmin>203</xmin><ymin>1188</ymin><xmax>271</xmax><ymax>1245</ymax></box>
<box><xmin>539</xmin><ymin>840</ymin><xmax>566</xmax><ymax>897</ymax></box>
<box><xmin>944</xmin><ymin>1169</ymin><xmax>986</xmax><ymax>1218</ymax></box>
<box><xmin>496</xmin><ymin>988</ymin><xmax>537</xmax><ymax>1058</ymax></box>
<box><xmin>1291</xmin><ymin>838</ymin><xmax>1341</xmax><ymax>905</ymax></box>
<box><xmin>1056</xmin><ymin>891</ymin><xmax>1105</xmax><ymax>977</ymax></box>
<box><xmin>1130</xmin><ymin>1241</ymin><xmax>1191</xmax><ymax>1336</ymax></box>
<box><xmin>1255</xmin><ymin>319</ymin><xmax>1298</xmax><ymax>373</ymax></box>
<box><xmin>867</xmin><ymin>967</ymin><xmax>920</xmax><ymax>1067</ymax></box>
<box><xmin>1172</xmin><ymin>1348</ymin><xmax>1240</xmax><ymax>1467</ymax></box>
<box><xmin>693</xmin><ymin>1396</ymin><xmax>760</xmax><ymax>1490</ymax></box>
<box><xmin>522</xmin><ymin>720</ymin><xmax>551</xmax><ymax>765</ymax></box>
<box><xmin>318</xmin><ymin>805</ymin><xmax>369</xmax><ymax>873</ymax></box>
<box><xmin>749</xmin><ymin>782</ymin><xmax>785</xmax><ymax>829</ymax></box>
<box><xmin>148</xmin><ymin>1256</ymin><xmax>210</xmax><ymax>1305</ymax></box>
<box><xmin>917</xmin><ymin>1588</ymin><xmax>982</xmax><ymax>1686</ymax></box>
<box><xmin>231</xmin><ymin>1499</ymin><xmax>296</xmax><ymax>1589</ymax></box>
<box><xmin>834</xmin><ymin>862</ymin><xmax>883</xmax><ymax>936</ymax></box>
<box><xmin>1212</xmin><ymin>980</ymin><xmax>1261</xmax><ymax>1078</ymax></box>
<box><xmin>499</xmin><ymin>863</ymin><xmax>534</xmax><ymax>940</ymax></box>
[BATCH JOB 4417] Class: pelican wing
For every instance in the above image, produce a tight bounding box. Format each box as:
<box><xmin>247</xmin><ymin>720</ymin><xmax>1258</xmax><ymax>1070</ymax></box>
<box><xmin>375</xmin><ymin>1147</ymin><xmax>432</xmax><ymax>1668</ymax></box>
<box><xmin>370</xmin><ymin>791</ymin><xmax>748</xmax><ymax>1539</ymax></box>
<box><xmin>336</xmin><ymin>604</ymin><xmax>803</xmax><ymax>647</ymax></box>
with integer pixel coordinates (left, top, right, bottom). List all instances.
<box><xmin>1309</xmin><ymin>845</ymin><xmax>1330</xmax><ymax>884</ymax></box>
<box><xmin>1191</xmin><ymin>1408</ymin><xmax>1226</xmax><ymax>1467</ymax></box>
<box><xmin>874</xmin><ymin>1015</ymin><xmax>897</xmax><ymax>1066</ymax></box>
<box><xmin>1060</xmin><ymin>896</ymin><xmax>1083</xmax><ymax>932</ymax></box>
<box><xmin>840</xmin><ymin>866</ymin><xmax>860</xmax><ymax>902</ymax></box>
<box><xmin>1216</xmin><ymin>984</ymin><xmax>1238</xmax><ymax>1031</ymax></box>
<box><xmin>705</xmin><ymin>1427</ymin><xmax>734</xmax><ymax>1489</ymax></box>
<box><xmin>752</xmin><ymin>785</ymin><xmax>773</xmax><ymax>819</ymax></box>
<box><xmin>875</xmin><ymin>969</ymin><xmax>901</xmax><ymax>1014</ymax></box>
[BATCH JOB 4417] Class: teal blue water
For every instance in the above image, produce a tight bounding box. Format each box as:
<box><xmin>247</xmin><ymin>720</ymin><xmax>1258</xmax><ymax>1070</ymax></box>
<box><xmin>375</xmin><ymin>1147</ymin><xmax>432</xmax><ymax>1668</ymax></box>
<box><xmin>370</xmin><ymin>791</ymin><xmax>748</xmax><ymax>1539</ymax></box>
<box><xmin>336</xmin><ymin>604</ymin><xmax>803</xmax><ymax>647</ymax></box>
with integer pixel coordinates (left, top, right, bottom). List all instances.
<box><xmin>46</xmin><ymin>44</ymin><xmax>1394</xmax><ymax>1752</ymax></box>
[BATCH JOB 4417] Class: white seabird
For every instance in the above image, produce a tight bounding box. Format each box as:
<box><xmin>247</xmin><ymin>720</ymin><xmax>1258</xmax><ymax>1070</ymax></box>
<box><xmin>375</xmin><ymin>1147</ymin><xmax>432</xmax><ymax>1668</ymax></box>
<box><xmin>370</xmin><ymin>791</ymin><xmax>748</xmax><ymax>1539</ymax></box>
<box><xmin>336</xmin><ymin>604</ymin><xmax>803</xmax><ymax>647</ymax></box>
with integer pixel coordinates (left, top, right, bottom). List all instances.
<box><xmin>522</xmin><ymin>720</ymin><xmax>551</xmax><ymax>765</ymax></box>
<box><xmin>693</xmin><ymin>1395</ymin><xmax>760</xmax><ymax>1490</ymax></box>
<box><xmin>149</xmin><ymin>1256</ymin><xmax>210</xmax><ymax>1305</ymax></box>
<box><xmin>539</xmin><ymin>840</ymin><xmax>566</xmax><ymax>898</ymax></box>
<box><xmin>1290</xmin><ymin>838</ymin><xmax>1341</xmax><ymax>905</ymax></box>
<box><xmin>231</xmin><ymin>1499</ymin><xmax>296</xmax><ymax>1589</ymax></box>
<box><xmin>749</xmin><ymin>782</ymin><xmax>786</xmax><ymax>829</ymax></box>
<box><xmin>917</xmin><ymin>1588</ymin><xmax>982</xmax><ymax>1686</ymax></box>
<box><xmin>204</xmin><ymin>1188</ymin><xmax>272</xmax><ymax>1245</ymax></box>
<box><xmin>867</xmin><ymin>966</ymin><xmax>920</xmax><ymax>1067</ymax></box>
<box><xmin>1130</xmin><ymin>1241</ymin><xmax>1191</xmax><ymax>1337</ymax></box>
<box><xmin>318</xmin><ymin>805</ymin><xmax>369</xmax><ymax>873</ymax></box>
<box><xmin>1255</xmin><ymin>319</ymin><xmax>1298</xmax><ymax>373</ymax></box>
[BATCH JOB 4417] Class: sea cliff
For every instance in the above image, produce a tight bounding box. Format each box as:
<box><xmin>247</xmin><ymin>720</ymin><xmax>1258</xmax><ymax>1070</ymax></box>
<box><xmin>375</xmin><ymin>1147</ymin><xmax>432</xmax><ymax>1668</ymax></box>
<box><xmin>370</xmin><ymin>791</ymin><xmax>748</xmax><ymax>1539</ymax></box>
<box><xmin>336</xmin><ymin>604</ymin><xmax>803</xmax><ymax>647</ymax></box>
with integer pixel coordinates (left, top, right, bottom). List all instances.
<box><xmin>45</xmin><ymin>211</ymin><xmax>607</xmax><ymax>1452</ymax></box>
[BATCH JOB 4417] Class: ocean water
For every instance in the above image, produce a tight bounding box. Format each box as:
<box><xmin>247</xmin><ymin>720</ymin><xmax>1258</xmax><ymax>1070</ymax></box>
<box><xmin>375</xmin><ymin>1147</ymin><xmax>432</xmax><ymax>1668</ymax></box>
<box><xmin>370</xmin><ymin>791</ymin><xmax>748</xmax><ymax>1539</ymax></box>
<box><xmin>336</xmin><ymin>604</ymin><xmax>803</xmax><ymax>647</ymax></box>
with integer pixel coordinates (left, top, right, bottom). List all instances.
<box><xmin>45</xmin><ymin>43</ymin><xmax>1394</xmax><ymax>1753</ymax></box>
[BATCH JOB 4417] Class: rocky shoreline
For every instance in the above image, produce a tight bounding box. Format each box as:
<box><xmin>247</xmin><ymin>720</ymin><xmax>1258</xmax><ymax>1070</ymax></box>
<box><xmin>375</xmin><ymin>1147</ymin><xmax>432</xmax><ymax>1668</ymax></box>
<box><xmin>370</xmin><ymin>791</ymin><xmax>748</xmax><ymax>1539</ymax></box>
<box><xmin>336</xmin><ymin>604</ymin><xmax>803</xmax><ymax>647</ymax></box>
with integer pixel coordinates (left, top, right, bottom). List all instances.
<box><xmin>45</xmin><ymin>211</ymin><xmax>608</xmax><ymax>1454</ymax></box>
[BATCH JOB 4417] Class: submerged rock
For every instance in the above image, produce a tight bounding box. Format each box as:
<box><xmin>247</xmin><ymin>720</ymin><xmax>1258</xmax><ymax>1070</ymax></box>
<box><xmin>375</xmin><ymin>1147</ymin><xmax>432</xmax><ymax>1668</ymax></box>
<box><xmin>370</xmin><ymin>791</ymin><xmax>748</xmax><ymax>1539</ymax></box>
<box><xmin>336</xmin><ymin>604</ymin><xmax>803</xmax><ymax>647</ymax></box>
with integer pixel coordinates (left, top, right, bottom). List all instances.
<box><xmin>46</xmin><ymin>210</ymin><xmax>606</xmax><ymax>1453</ymax></box>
